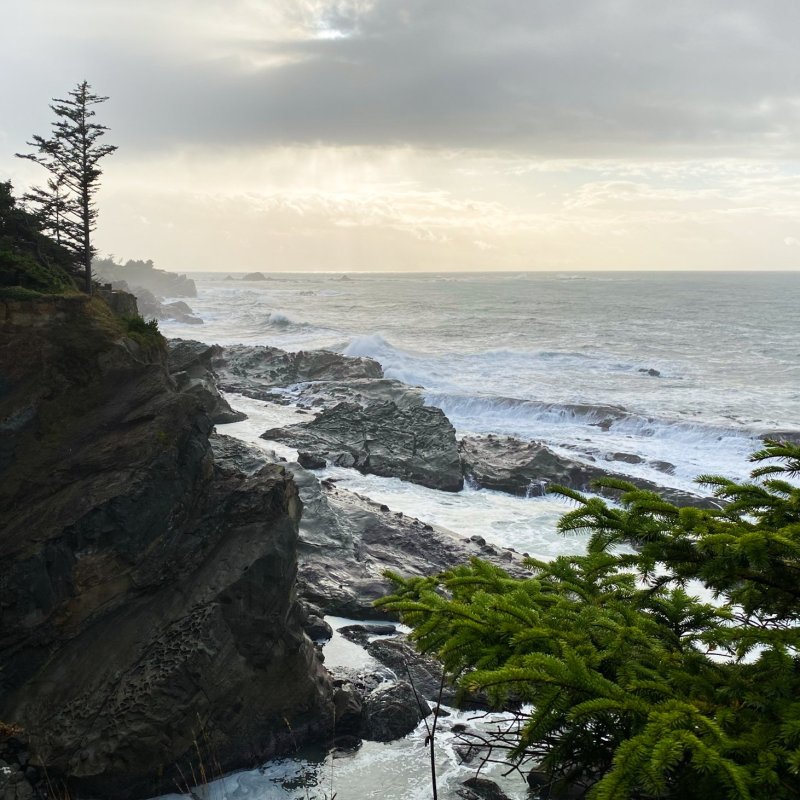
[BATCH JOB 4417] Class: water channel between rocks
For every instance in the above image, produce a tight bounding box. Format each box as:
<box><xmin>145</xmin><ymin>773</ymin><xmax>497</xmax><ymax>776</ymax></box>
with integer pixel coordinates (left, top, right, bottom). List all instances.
<box><xmin>154</xmin><ymin>391</ymin><xmax>575</xmax><ymax>800</ymax></box>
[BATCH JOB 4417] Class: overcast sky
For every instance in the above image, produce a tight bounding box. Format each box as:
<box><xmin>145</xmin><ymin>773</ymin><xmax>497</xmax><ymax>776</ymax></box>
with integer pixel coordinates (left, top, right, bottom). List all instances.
<box><xmin>3</xmin><ymin>0</ymin><xmax>800</xmax><ymax>271</ymax></box>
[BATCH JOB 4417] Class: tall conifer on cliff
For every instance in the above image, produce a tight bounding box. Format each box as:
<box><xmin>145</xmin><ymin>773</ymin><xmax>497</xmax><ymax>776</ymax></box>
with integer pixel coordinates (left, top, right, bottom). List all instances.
<box><xmin>17</xmin><ymin>81</ymin><xmax>117</xmax><ymax>292</ymax></box>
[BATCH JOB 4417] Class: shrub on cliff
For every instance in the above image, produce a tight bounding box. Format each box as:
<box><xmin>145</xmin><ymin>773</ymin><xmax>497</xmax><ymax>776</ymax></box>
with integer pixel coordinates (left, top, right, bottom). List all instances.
<box><xmin>122</xmin><ymin>314</ymin><xmax>164</xmax><ymax>353</ymax></box>
<box><xmin>379</xmin><ymin>441</ymin><xmax>800</xmax><ymax>799</ymax></box>
<box><xmin>0</xmin><ymin>181</ymin><xmax>76</xmax><ymax>295</ymax></box>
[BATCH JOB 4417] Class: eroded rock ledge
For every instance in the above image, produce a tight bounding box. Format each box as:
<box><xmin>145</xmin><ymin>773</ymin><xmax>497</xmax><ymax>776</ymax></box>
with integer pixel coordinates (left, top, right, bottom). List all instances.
<box><xmin>459</xmin><ymin>434</ymin><xmax>718</xmax><ymax>508</ymax></box>
<box><xmin>179</xmin><ymin>338</ymin><xmax>716</xmax><ymax>508</ymax></box>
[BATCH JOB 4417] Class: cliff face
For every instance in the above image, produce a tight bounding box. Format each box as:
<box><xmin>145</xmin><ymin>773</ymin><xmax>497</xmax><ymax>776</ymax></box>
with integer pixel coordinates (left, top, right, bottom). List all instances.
<box><xmin>0</xmin><ymin>296</ymin><xmax>332</xmax><ymax>798</ymax></box>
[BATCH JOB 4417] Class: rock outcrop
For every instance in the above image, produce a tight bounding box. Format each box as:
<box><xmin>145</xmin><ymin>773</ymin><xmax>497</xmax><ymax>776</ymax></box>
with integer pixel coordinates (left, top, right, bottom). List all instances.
<box><xmin>0</xmin><ymin>296</ymin><xmax>332</xmax><ymax>799</ymax></box>
<box><xmin>211</xmin><ymin>343</ymin><xmax>383</xmax><ymax>400</ymax></box>
<box><xmin>212</xmin><ymin>435</ymin><xmax>524</xmax><ymax>618</ymax></box>
<box><xmin>94</xmin><ymin>258</ymin><xmax>197</xmax><ymax>297</ymax></box>
<box><xmin>167</xmin><ymin>342</ymin><xmax>462</xmax><ymax>489</ymax></box>
<box><xmin>459</xmin><ymin>435</ymin><xmax>718</xmax><ymax>508</ymax></box>
<box><xmin>264</xmin><ymin>401</ymin><xmax>464</xmax><ymax>492</ymax></box>
<box><xmin>112</xmin><ymin>282</ymin><xmax>203</xmax><ymax>324</ymax></box>
<box><xmin>361</xmin><ymin>681</ymin><xmax>431</xmax><ymax>742</ymax></box>
<box><xmin>168</xmin><ymin>339</ymin><xmax>246</xmax><ymax>424</ymax></box>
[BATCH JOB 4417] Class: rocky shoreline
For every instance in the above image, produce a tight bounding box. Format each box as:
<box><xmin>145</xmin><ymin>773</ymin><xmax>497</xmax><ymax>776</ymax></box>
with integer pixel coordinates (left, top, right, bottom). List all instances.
<box><xmin>181</xmin><ymin>338</ymin><xmax>719</xmax><ymax>510</ymax></box>
<box><xmin>0</xmin><ymin>304</ymin><xmax>726</xmax><ymax>800</ymax></box>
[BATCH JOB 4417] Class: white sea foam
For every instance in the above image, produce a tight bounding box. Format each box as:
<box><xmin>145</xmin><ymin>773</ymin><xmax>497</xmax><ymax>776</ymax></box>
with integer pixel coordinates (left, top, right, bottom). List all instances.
<box><xmin>267</xmin><ymin>310</ymin><xmax>294</xmax><ymax>326</ymax></box>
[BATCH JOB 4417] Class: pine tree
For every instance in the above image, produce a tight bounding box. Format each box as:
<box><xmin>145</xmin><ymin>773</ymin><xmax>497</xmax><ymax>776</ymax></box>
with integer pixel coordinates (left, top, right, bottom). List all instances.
<box><xmin>17</xmin><ymin>81</ymin><xmax>117</xmax><ymax>293</ymax></box>
<box><xmin>0</xmin><ymin>181</ymin><xmax>76</xmax><ymax>293</ymax></box>
<box><xmin>22</xmin><ymin>175</ymin><xmax>77</xmax><ymax>249</ymax></box>
<box><xmin>379</xmin><ymin>440</ymin><xmax>800</xmax><ymax>800</ymax></box>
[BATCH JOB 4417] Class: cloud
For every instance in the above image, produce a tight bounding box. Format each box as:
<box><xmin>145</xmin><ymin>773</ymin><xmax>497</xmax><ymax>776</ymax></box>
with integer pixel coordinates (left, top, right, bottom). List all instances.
<box><xmin>5</xmin><ymin>2</ymin><xmax>800</xmax><ymax>272</ymax></box>
<box><xmin>4</xmin><ymin>0</ymin><xmax>800</xmax><ymax>157</ymax></box>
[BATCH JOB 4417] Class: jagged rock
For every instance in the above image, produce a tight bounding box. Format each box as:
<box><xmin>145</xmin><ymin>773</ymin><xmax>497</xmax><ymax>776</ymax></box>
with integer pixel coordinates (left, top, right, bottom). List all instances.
<box><xmin>332</xmin><ymin>680</ymin><xmax>363</xmax><ymax>743</ymax></box>
<box><xmin>283</xmin><ymin>462</ymin><xmax>526</xmax><ymax>618</ymax></box>
<box><xmin>361</xmin><ymin>681</ymin><xmax>431</xmax><ymax>742</ymax></box>
<box><xmin>95</xmin><ymin>286</ymin><xmax>138</xmax><ymax>317</ymax></box>
<box><xmin>212</xmin><ymin>343</ymin><xmax>383</xmax><ymax>399</ymax></box>
<box><xmin>210</xmin><ymin>433</ymin><xmax>276</xmax><ymax>475</ymax></box>
<box><xmin>298</xmin><ymin>451</ymin><xmax>327</xmax><ymax>469</ymax></box>
<box><xmin>364</xmin><ymin>637</ymin><xmax>453</xmax><ymax>702</ymax></box>
<box><xmin>113</xmin><ymin>283</ymin><xmax>203</xmax><ymax>324</ymax></box>
<box><xmin>168</xmin><ymin>339</ymin><xmax>246</xmax><ymax>425</ymax></box>
<box><xmin>163</xmin><ymin>300</ymin><xmax>203</xmax><ymax>324</ymax></box>
<box><xmin>458</xmin><ymin>777</ymin><xmax>511</xmax><ymax>800</ymax></box>
<box><xmin>337</xmin><ymin>624</ymin><xmax>397</xmax><ymax>645</ymax></box>
<box><xmin>363</xmin><ymin>636</ymin><xmax>488</xmax><ymax>708</ymax></box>
<box><xmin>0</xmin><ymin>296</ymin><xmax>333</xmax><ymax>799</ymax></box>
<box><xmin>242</xmin><ymin>271</ymin><xmax>269</xmax><ymax>281</ymax></box>
<box><xmin>305</xmin><ymin>615</ymin><xmax>333</xmax><ymax>643</ymax></box>
<box><xmin>459</xmin><ymin>436</ymin><xmax>589</xmax><ymax>496</ymax></box>
<box><xmin>459</xmin><ymin>435</ymin><xmax>718</xmax><ymax>508</ymax></box>
<box><xmin>285</xmin><ymin>377</ymin><xmax>426</xmax><ymax>413</ymax></box>
<box><xmin>264</xmin><ymin>401</ymin><xmax>464</xmax><ymax>492</ymax></box>
<box><xmin>650</xmin><ymin>460</ymin><xmax>676</xmax><ymax>474</ymax></box>
<box><xmin>762</xmin><ymin>430</ymin><xmax>800</xmax><ymax>445</ymax></box>
<box><xmin>609</xmin><ymin>451</ymin><xmax>644</xmax><ymax>464</ymax></box>
<box><xmin>638</xmin><ymin>367</ymin><xmax>661</xmax><ymax>377</ymax></box>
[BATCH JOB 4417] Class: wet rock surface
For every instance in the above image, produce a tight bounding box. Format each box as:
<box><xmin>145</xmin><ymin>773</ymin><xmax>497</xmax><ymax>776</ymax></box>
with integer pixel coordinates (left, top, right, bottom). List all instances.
<box><xmin>361</xmin><ymin>681</ymin><xmax>431</xmax><ymax>742</ymax></box>
<box><xmin>264</xmin><ymin>400</ymin><xmax>464</xmax><ymax>492</ymax></box>
<box><xmin>292</xmin><ymin>464</ymin><xmax>526</xmax><ymax>617</ymax></box>
<box><xmin>459</xmin><ymin>434</ymin><xmax>719</xmax><ymax>507</ymax></box>
<box><xmin>338</xmin><ymin>624</ymin><xmax>398</xmax><ymax>645</ymax></box>
<box><xmin>364</xmin><ymin>637</ymin><xmax>458</xmax><ymax>705</ymax></box>
<box><xmin>207</xmin><ymin>435</ymin><xmax>525</xmax><ymax>618</ymax></box>
<box><xmin>458</xmin><ymin>777</ymin><xmax>512</xmax><ymax>800</ymax></box>
<box><xmin>212</xmin><ymin>343</ymin><xmax>383</xmax><ymax>399</ymax></box>
<box><xmin>168</xmin><ymin>339</ymin><xmax>246</xmax><ymax>424</ymax></box>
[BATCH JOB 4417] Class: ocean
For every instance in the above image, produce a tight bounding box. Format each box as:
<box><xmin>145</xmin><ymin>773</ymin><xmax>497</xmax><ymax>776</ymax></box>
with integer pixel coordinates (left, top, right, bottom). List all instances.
<box><xmin>156</xmin><ymin>270</ymin><xmax>799</xmax><ymax>799</ymax></box>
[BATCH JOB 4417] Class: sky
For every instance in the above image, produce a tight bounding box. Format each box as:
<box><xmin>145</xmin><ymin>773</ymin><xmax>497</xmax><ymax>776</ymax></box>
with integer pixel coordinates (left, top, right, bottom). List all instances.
<box><xmin>3</xmin><ymin>0</ymin><xmax>800</xmax><ymax>272</ymax></box>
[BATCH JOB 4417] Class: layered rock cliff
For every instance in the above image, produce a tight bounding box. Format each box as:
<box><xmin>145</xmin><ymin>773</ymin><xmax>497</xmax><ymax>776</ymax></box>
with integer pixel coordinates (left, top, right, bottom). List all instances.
<box><xmin>0</xmin><ymin>295</ymin><xmax>332</xmax><ymax>798</ymax></box>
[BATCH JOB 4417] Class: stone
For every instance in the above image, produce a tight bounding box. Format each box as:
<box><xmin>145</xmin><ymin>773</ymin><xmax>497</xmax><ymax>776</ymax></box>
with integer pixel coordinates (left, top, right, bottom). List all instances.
<box><xmin>609</xmin><ymin>451</ymin><xmax>644</xmax><ymax>464</ymax></box>
<box><xmin>211</xmin><ymin>343</ymin><xmax>383</xmax><ymax>400</ymax></box>
<box><xmin>337</xmin><ymin>624</ymin><xmax>398</xmax><ymax>645</ymax></box>
<box><xmin>264</xmin><ymin>401</ymin><xmax>464</xmax><ymax>492</ymax></box>
<box><xmin>305</xmin><ymin>615</ymin><xmax>333</xmax><ymax>642</ymax></box>
<box><xmin>286</xmin><ymin>461</ymin><xmax>526</xmax><ymax>619</ymax></box>
<box><xmin>650</xmin><ymin>460</ymin><xmax>676</xmax><ymax>474</ymax></box>
<box><xmin>167</xmin><ymin>340</ymin><xmax>246</xmax><ymax>425</ymax></box>
<box><xmin>458</xmin><ymin>777</ymin><xmax>511</xmax><ymax>800</ymax></box>
<box><xmin>459</xmin><ymin>435</ymin><xmax>719</xmax><ymax>508</ymax></box>
<box><xmin>332</xmin><ymin>681</ymin><xmax>363</xmax><ymax>741</ymax></box>
<box><xmin>364</xmin><ymin>637</ymin><xmax>487</xmax><ymax>708</ymax></box>
<box><xmin>361</xmin><ymin>681</ymin><xmax>431</xmax><ymax>742</ymax></box>
<box><xmin>297</xmin><ymin>451</ymin><xmax>327</xmax><ymax>470</ymax></box>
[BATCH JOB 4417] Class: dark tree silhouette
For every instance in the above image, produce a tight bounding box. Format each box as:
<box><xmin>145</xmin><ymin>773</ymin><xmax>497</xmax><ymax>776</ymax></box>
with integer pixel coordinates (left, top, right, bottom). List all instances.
<box><xmin>17</xmin><ymin>81</ymin><xmax>117</xmax><ymax>292</ymax></box>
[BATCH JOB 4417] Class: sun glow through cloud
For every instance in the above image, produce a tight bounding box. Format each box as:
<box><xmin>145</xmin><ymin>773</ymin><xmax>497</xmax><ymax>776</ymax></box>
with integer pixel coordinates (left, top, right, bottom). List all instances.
<box><xmin>2</xmin><ymin>0</ymin><xmax>800</xmax><ymax>271</ymax></box>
